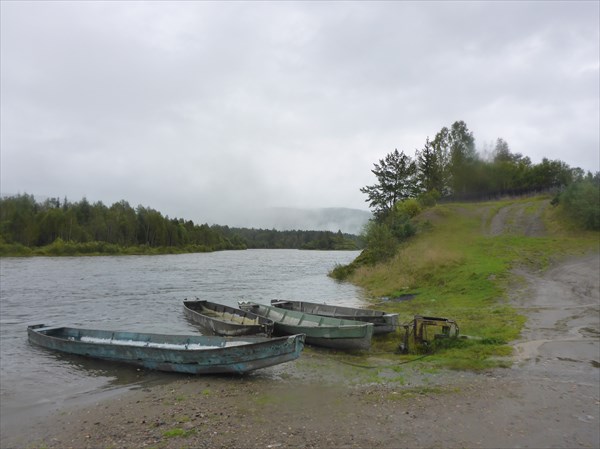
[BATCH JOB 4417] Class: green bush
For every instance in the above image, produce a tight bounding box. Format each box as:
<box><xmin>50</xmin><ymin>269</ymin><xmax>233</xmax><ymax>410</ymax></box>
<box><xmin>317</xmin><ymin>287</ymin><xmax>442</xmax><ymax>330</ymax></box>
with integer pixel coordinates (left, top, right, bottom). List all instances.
<box><xmin>362</xmin><ymin>221</ymin><xmax>398</xmax><ymax>264</ymax></box>
<box><xmin>329</xmin><ymin>263</ymin><xmax>355</xmax><ymax>280</ymax></box>
<box><xmin>418</xmin><ymin>189</ymin><xmax>441</xmax><ymax>207</ymax></box>
<box><xmin>389</xmin><ymin>218</ymin><xmax>416</xmax><ymax>241</ymax></box>
<box><xmin>560</xmin><ymin>180</ymin><xmax>600</xmax><ymax>230</ymax></box>
<box><xmin>395</xmin><ymin>198</ymin><xmax>422</xmax><ymax>218</ymax></box>
<box><xmin>0</xmin><ymin>242</ymin><xmax>32</xmax><ymax>256</ymax></box>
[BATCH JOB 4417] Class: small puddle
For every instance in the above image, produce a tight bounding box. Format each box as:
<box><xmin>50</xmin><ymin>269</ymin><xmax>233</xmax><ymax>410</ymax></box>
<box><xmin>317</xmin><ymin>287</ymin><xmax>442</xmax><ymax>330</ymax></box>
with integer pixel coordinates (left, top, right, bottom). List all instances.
<box><xmin>380</xmin><ymin>293</ymin><xmax>418</xmax><ymax>302</ymax></box>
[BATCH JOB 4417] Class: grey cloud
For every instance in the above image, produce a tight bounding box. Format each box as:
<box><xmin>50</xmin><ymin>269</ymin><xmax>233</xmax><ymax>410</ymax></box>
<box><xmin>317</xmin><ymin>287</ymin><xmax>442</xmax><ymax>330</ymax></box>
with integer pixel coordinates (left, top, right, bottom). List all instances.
<box><xmin>1</xmin><ymin>1</ymin><xmax>598</xmax><ymax>228</ymax></box>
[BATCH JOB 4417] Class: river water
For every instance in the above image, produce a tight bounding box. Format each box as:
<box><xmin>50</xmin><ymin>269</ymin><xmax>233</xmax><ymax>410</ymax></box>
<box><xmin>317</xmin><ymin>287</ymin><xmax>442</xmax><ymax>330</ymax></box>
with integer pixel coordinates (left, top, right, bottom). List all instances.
<box><xmin>0</xmin><ymin>249</ymin><xmax>364</xmax><ymax>434</ymax></box>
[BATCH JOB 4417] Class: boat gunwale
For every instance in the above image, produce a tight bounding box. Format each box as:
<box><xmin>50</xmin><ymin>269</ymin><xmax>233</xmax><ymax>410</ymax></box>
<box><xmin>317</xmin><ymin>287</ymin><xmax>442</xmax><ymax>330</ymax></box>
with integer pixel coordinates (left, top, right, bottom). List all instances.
<box><xmin>27</xmin><ymin>324</ymin><xmax>295</xmax><ymax>354</ymax></box>
<box><xmin>239</xmin><ymin>302</ymin><xmax>374</xmax><ymax>328</ymax></box>
<box><xmin>270</xmin><ymin>300</ymin><xmax>398</xmax><ymax>334</ymax></box>
<box><xmin>271</xmin><ymin>299</ymin><xmax>398</xmax><ymax>319</ymax></box>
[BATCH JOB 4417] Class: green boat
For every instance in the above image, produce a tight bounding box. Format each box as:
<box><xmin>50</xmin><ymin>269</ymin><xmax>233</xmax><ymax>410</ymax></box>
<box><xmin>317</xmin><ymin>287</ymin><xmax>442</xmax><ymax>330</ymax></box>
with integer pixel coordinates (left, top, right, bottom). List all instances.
<box><xmin>271</xmin><ymin>300</ymin><xmax>398</xmax><ymax>334</ymax></box>
<box><xmin>238</xmin><ymin>302</ymin><xmax>373</xmax><ymax>350</ymax></box>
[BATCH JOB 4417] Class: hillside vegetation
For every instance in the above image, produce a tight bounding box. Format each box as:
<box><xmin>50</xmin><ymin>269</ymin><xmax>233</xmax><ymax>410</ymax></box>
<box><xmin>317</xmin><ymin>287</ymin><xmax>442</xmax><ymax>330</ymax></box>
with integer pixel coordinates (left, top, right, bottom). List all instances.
<box><xmin>344</xmin><ymin>119</ymin><xmax>598</xmax><ymax>370</ymax></box>
<box><xmin>336</xmin><ymin>196</ymin><xmax>599</xmax><ymax>370</ymax></box>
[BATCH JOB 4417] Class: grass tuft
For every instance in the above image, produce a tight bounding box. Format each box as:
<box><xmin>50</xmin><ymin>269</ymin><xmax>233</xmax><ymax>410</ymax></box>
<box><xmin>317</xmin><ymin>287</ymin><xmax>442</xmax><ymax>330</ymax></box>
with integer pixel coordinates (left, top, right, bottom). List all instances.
<box><xmin>162</xmin><ymin>427</ymin><xmax>195</xmax><ymax>438</ymax></box>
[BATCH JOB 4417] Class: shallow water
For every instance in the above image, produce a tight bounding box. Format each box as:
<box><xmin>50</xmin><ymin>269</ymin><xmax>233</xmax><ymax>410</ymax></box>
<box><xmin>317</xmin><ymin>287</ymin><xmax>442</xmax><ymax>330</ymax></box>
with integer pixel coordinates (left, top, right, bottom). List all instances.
<box><xmin>0</xmin><ymin>249</ymin><xmax>364</xmax><ymax>433</ymax></box>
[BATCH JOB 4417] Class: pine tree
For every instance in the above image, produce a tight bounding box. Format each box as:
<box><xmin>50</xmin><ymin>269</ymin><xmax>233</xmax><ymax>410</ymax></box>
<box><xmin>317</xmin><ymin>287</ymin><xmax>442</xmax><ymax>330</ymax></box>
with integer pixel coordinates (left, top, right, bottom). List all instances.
<box><xmin>360</xmin><ymin>149</ymin><xmax>417</xmax><ymax>219</ymax></box>
<box><xmin>416</xmin><ymin>137</ymin><xmax>446</xmax><ymax>195</ymax></box>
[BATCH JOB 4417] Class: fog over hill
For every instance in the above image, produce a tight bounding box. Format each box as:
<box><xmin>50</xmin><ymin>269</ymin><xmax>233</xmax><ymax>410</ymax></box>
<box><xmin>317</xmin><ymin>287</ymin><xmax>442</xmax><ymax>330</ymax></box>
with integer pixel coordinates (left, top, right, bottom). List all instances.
<box><xmin>234</xmin><ymin>207</ymin><xmax>372</xmax><ymax>235</ymax></box>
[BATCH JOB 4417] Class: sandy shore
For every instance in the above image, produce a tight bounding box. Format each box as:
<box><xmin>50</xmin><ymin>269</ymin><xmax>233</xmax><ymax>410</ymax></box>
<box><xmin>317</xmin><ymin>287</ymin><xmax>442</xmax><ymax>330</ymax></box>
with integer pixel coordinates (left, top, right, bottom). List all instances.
<box><xmin>2</xmin><ymin>254</ymin><xmax>599</xmax><ymax>449</ymax></box>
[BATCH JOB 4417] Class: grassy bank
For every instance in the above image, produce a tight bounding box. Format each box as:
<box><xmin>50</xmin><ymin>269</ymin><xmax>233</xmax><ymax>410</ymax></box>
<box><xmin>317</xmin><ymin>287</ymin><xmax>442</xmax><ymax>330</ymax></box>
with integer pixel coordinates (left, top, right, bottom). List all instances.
<box><xmin>0</xmin><ymin>239</ymin><xmax>228</xmax><ymax>257</ymax></box>
<box><xmin>342</xmin><ymin>196</ymin><xmax>599</xmax><ymax>370</ymax></box>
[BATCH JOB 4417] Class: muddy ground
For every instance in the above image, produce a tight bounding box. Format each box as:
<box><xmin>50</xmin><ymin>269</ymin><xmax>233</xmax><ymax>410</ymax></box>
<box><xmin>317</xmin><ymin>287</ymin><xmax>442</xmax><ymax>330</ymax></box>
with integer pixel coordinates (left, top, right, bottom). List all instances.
<box><xmin>2</xmin><ymin>253</ymin><xmax>599</xmax><ymax>449</ymax></box>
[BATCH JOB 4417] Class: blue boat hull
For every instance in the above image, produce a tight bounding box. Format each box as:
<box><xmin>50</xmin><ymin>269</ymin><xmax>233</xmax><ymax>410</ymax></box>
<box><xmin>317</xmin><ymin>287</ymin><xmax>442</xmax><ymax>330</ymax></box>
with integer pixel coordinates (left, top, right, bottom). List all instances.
<box><xmin>27</xmin><ymin>324</ymin><xmax>305</xmax><ymax>374</ymax></box>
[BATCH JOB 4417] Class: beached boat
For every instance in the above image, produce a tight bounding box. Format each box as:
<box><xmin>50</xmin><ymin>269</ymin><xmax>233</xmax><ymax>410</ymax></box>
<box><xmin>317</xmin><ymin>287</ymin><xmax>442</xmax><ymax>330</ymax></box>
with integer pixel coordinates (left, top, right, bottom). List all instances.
<box><xmin>183</xmin><ymin>299</ymin><xmax>274</xmax><ymax>337</ymax></box>
<box><xmin>271</xmin><ymin>300</ymin><xmax>398</xmax><ymax>334</ymax></box>
<box><xmin>238</xmin><ymin>302</ymin><xmax>374</xmax><ymax>350</ymax></box>
<box><xmin>27</xmin><ymin>324</ymin><xmax>305</xmax><ymax>374</ymax></box>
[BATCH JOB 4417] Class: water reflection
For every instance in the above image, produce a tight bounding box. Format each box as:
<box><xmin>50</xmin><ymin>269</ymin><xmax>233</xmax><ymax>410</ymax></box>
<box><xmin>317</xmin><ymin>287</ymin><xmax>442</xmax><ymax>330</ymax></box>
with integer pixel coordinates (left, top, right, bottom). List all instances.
<box><xmin>36</xmin><ymin>346</ymin><xmax>149</xmax><ymax>386</ymax></box>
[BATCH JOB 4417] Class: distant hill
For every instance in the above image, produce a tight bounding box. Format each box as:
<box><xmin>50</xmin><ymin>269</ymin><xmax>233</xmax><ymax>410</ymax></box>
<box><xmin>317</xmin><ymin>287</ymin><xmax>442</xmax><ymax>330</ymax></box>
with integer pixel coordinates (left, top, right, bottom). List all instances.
<box><xmin>241</xmin><ymin>207</ymin><xmax>372</xmax><ymax>235</ymax></box>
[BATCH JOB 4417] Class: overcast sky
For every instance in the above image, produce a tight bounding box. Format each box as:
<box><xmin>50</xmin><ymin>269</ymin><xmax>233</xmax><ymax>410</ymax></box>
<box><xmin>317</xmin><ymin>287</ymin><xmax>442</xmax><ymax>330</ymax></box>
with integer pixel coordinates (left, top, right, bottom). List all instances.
<box><xmin>1</xmin><ymin>1</ymin><xmax>598</xmax><ymax>227</ymax></box>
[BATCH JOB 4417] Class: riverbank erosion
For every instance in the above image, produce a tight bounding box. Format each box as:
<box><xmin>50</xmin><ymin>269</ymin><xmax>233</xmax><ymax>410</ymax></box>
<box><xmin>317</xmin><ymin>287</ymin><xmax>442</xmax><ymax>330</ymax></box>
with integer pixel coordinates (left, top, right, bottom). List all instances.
<box><xmin>3</xmin><ymin>254</ymin><xmax>599</xmax><ymax>449</ymax></box>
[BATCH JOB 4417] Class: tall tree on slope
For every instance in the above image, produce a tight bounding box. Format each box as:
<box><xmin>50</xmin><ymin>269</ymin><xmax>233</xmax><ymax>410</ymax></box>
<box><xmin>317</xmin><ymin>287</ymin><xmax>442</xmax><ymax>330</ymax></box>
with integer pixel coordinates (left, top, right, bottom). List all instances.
<box><xmin>360</xmin><ymin>149</ymin><xmax>418</xmax><ymax>219</ymax></box>
<box><xmin>416</xmin><ymin>137</ymin><xmax>447</xmax><ymax>196</ymax></box>
<box><xmin>448</xmin><ymin>120</ymin><xmax>477</xmax><ymax>196</ymax></box>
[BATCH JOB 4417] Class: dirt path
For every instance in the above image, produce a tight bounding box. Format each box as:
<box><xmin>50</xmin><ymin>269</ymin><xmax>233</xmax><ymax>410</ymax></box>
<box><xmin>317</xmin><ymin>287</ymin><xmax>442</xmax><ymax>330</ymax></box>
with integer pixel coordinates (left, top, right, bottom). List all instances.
<box><xmin>2</xmin><ymin>253</ymin><xmax>598</xmax><ymax>449</ymax></box>
<box><xmin>487</xmin><ymin>200</ymin><xmax>549</xmax><ymax>237</ymax></box>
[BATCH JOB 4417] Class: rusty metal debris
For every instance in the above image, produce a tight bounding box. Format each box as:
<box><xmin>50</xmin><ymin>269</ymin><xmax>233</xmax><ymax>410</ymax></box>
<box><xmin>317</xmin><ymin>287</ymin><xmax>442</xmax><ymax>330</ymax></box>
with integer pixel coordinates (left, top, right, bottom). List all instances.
<box><xmin>397</xmin><ymin>315</ymin><xmax>459</xmax><ymax>354</ymax></box>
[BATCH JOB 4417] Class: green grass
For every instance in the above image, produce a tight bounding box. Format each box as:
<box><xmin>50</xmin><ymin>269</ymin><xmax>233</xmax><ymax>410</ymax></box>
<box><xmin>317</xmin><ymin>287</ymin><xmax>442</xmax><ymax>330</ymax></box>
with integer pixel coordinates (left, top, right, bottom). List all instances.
<box><xmin>349</xmin><ymin>197</ymin><xmax>599</xmax><ymax>370</ymax></box>
<box><xmin>174</xmin><ymin>414</ymin><xmax>191</xmax><ymax>423</ymax></box>
<box><xmin>26</xmin><ymin>444</ymin><xmax>49</xmax><ymax>449</ymax></box>
<box><xmin>162</xmin><ymin>427</ymin><xmax>195</xmax><ymax>438</ymax></box>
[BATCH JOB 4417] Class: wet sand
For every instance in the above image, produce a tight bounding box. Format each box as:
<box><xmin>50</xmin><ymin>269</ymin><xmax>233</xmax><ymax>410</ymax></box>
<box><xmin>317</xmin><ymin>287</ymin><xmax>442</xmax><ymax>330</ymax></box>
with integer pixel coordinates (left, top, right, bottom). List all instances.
<box><xmin>2</xmin><ymin>254</ymin><xmax>599</xmax><ymax>449</ymax></box>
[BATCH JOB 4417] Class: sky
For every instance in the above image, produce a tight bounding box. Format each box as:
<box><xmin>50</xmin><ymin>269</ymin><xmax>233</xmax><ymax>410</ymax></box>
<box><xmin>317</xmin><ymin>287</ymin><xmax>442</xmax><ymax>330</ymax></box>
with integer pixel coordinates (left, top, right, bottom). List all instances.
<box><xmin>1</xmin><ymin>1</ymin><xmax>599</xmax><ymax>228</ymax></box>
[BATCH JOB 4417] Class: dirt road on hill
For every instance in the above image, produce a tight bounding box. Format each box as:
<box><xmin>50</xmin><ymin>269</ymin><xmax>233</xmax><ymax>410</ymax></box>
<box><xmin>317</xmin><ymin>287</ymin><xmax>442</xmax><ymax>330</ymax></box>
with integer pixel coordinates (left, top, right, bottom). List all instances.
<box><xmin>487</xmin><ymin>199</ymin><xmax>550</xmax><ymax>237</ymax></box>
<box><xmin>2</xmin><ymin>251</ymin><xmax>598</xmax><ymax>449</ymax></box>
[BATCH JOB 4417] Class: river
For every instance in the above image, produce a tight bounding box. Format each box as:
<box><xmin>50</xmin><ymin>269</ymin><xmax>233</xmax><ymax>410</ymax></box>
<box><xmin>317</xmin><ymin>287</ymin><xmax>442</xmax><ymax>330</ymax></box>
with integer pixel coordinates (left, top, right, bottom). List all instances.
<box><xmin>0</xmin><ymin>249</ymin><xmax>364</xmax><ymax>434</ymax></box>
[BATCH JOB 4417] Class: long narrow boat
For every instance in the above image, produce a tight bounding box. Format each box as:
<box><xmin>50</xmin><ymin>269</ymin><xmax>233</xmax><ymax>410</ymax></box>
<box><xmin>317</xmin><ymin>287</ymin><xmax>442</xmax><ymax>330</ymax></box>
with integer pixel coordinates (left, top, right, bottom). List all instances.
<box><xmin>183</xmin><ymin>300</ymin><xmax>274</xmax><ymax>337</ymax></box>
<box><xmin>27</xmin><ymin>324</ymin><xmax>305</xmax><ymax>374</ymax></box>
<box><xmin>238</xmin><ymin>302</ymin><xmax>374</xmax><ymax>350</ymax></box>
<box><xmin>271</xmin><ymin>300</ymin><xmax>398</xmax><ymax>334</ymax></box>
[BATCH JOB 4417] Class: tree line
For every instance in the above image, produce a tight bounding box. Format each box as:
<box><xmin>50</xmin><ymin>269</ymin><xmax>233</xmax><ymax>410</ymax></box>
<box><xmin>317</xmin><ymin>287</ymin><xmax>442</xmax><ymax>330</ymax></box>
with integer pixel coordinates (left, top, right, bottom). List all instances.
<box><xmin>361</xmin><ymin>120</ymin><xmax>596</xmax><ymax>220</ymax></box>
<box><xmin>215</xmin><ymin>226</ymin><xmax>361</xmax><ymax>250</ymax></box>
<box><xmin>0</xmin><ymin>194</ymin><xmax>362</xmax><ymax>256</ymax></box>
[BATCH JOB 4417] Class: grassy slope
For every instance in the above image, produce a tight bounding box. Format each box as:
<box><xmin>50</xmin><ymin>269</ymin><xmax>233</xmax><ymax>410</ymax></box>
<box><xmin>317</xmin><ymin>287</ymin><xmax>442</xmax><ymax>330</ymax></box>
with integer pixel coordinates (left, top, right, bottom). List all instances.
<box><xmin>349</xmin><ymin>196</ymin><xmax>599</xmax><ymax>370</ymax></box>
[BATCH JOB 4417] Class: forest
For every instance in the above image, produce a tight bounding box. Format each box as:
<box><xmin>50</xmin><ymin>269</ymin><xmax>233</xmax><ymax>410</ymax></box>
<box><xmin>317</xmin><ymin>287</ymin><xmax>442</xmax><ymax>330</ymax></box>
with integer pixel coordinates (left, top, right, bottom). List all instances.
<box><xmin>0</xmin><ymin>195</ymin><xmax>362</xmax><ymax>256</ymax></box>
<box><xmin>361</xmin><ymin>120</ymin><xmax>597</xmax><ymax>219</ymax></box>
<box><xmin>215</xmin><ymin>226</ymin><xmax>360</xmax><ymax>250</ymax></box>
